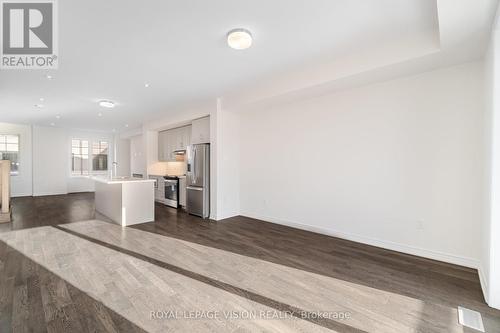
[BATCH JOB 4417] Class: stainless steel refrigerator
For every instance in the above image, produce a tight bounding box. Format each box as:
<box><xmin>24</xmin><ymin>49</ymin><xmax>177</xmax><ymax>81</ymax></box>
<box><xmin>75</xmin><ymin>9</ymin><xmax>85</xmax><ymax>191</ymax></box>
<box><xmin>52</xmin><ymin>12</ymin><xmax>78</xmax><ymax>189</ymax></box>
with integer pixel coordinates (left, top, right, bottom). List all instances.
<box><xmin>186</xmin><ymin>144</ymin><xmax>210</xmax><ymax>218</ymax></box>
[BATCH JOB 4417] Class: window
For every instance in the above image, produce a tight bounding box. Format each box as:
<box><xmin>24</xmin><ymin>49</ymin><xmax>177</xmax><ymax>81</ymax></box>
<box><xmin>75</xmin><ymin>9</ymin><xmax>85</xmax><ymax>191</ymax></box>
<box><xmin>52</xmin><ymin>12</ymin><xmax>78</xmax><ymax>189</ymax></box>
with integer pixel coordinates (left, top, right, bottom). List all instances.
<box><xmin>92</xmin><ymin>141</ymin><xmax>108</xmax><ymax>172</ymax></box>
<box><xmin>71</xmin><ymin>139</ymin><xmax>89</xmax><ymax>176</ymax></box>
<box><xmin>0</xmin><ymin>134</ymin><xmax>20</xmax><ymax>175</ymax></box>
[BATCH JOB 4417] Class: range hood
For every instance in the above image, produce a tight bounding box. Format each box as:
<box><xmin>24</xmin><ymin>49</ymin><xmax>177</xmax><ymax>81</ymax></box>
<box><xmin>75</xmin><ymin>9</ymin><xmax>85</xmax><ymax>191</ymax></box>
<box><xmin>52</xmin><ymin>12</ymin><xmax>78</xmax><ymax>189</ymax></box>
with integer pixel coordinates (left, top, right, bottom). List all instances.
<box><xmin>172</xmin><ymin>149</ymin><xmax>186</xmax><ymax>155</ymax></box>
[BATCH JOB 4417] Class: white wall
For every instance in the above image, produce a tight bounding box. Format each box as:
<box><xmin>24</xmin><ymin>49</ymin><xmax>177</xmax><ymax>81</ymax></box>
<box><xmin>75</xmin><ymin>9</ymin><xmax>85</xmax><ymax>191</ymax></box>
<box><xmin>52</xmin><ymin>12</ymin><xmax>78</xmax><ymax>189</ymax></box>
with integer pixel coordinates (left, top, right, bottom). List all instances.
<box><xmin>115</xmin><ymin>138</ymin><xmax>131</xmax><ymax>177</ymax></box>
<box><xmin>130</xmin><ymin>135</ymin><xmax>146</xmax><ymax>177</ymax></box>
<box><xmin>32</xmin><ymin>126</ymin><xmax>68</xmax><ymax>196</ymax></box>
<box><xmin>32</xmin><ymin>126</ymin><xmax>114</xmax><ymax>195</ymax></box>
<box><xmin>216</xmin><ymin>108</ymin><xmax>240</xmax><ymax>219</ymax></box>
<box><xmin>145</xmin><ymin>130</ymin><xmax>158</xmax><ymax>176</ymax></box>
<box><xmin>0</xmin><ymin>123</ymin><xmax>32</xmax><ymax>197</ymax></box>
<box><xmin>237</xmin><ymin>62</ymin><xmax>485</xmax><ymax>268</ymax></box>
<box><xmin>484</xmin><ymin>22</ymin><xmax>500</xmax><ymax>309</ymax></box>
<box><xmin>482</xmin><ymin>27</ymin><xmax>494</xmax><ymax>307</ymax></box>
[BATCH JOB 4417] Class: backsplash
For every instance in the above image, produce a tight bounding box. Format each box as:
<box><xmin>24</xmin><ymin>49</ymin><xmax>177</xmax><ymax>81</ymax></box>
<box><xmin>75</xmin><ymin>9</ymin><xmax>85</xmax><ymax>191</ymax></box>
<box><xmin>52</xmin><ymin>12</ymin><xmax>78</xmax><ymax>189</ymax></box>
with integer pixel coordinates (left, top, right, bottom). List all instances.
<box><xmin>149</xmin><ymin>161</ymin><xmax>186</xmax><ymax>176</ymax></box>
<box><xmin>166</xmin><ymin>161</ymin><xmax>187</xmax><ymax>175</ymax></box>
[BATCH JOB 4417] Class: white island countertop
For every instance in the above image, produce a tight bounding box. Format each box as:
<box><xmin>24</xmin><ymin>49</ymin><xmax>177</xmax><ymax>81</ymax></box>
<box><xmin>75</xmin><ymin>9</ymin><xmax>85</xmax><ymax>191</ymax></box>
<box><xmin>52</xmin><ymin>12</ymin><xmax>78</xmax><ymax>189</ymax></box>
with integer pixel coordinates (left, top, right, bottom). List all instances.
<box><xmin>93</xmin><ymin>176</ymin><xmax>156</xmax><ymax>185</ymax></box>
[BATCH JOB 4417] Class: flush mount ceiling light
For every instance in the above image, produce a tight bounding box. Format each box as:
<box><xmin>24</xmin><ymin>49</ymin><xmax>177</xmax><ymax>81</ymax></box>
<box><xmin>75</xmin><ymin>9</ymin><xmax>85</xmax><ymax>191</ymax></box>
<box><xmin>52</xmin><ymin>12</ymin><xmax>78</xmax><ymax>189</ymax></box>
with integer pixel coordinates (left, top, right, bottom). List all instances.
<box><xmin>55</xmin><ymin>115</ymin><xmax>61</xmax><ymax>119</ymax></box>
<box><xmin>227</xmin><ymin>28</ymin><xmax>253</xmax><ymax>50</ymax></box>
<box><xmin>34</xmin><ymin>104</ymin><xmax>44</xmax><ymax>108</ymax></box>
<box><xmin>144</xmin><ymin>83</ymin><xmax>150</xmax><ymax>88</ymax></box>
<box><xmin>45</xmin><ymin>74</ymin><xmax>54</xmax><ymax>80</ymax></box>
<box><xmin>99</xmin><ymin>100</ymin><xmax>115</xmax><ymax>108</ymax></box>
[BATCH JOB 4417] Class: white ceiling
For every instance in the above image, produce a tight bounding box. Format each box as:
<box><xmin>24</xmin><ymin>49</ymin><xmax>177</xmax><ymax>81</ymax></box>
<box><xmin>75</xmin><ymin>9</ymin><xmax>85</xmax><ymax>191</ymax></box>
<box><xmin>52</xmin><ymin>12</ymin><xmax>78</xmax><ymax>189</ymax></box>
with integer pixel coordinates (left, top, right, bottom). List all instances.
<box><xmin>0</xmin><ymin>0</ymin><xmax>495</xmax><ymax>132</ymax></box>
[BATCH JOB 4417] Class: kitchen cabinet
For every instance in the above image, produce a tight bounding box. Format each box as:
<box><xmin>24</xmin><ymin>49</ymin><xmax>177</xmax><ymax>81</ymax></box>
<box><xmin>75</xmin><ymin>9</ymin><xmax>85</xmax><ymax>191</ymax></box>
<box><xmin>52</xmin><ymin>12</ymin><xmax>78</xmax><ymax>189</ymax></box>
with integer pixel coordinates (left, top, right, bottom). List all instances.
<box><xmin>191</xmin><ymin>116</ymin><xmax>210</xmax><ymax>144</ymax></box>
<box><xmin>181</xmin><ymin>126</ymin><xmax>191</xmax><ymax>149</ymax></box>
<box><xmin>158</xmin><ymin>125</ymin><xmax>191</xmax><ymax>162</ymax></box>
<box><xmin>179</xmin><ymin>177</ymin><xmax>186</xmax><ymax>207</ymax></box>
<box><xmin>172</xmin><ymin>126</ymin><xmax>191</xmax><ymax>151</ymax></box>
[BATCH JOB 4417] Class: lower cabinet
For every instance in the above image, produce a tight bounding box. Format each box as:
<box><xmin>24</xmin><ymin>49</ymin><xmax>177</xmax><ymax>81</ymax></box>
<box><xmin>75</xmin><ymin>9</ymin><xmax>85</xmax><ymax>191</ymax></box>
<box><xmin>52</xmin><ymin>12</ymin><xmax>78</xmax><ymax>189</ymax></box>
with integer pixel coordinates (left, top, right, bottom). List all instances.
<box><xmin>179</xmin><ymin>177</ymin><xmax>187</xmax><ymax>207</ymax></box>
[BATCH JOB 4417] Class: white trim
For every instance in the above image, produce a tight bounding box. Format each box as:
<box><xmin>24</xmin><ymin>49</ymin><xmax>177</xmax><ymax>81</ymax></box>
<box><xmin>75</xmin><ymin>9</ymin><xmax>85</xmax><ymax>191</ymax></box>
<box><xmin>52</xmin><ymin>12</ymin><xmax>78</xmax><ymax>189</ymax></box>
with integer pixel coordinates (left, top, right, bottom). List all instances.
<box><xmin>478</xmin><ymin>266</ymin><xmax>489</xmax><ymax>304</ymax></box>
<box><xmin>11</xmin><ymin>193</ymin><xmax>32</xmax><ymax>198</ymax></box>
<box><xmin>215</xmin><ymin>212</ymin><xmax>239</xmax><ymax>221</ymax></box>
<box><xmin>240</xmin><ymin>212</ymin><xmax>481</xmax><ymax>269</ymax></box>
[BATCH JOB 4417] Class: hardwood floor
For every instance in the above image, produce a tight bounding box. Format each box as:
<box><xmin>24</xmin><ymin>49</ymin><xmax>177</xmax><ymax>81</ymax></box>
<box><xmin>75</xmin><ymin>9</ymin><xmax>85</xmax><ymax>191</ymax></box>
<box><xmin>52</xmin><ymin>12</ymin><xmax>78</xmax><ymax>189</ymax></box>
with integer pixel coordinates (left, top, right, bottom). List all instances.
<box><xmin>0</xmin><ymin>193</ymin><xmax>499</xmax><ymax>332</ymax></box>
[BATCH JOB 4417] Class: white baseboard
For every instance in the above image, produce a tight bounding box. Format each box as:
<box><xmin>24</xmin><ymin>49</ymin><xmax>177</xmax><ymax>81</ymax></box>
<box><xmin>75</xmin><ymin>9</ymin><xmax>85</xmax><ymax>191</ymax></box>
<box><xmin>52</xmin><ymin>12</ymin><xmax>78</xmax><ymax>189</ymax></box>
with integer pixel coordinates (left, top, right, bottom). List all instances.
<box><xmin>240</xmin><ymin>211</ymin><xmax>480</xmax><ymax>269</ymax></box>
<box><xmin>478</xmin><ymin>266</ymin><xmax>489</xmax><ymax>304</ymax></box>
<box><xmin>11</xmin><ymin>192</ymin><xmax>33</xmax><ymax>198</ymax></box>
<box><xmin>214</xmin><ymin>212</ymin><xmax>239</xmax><ymax>221</ymax></box>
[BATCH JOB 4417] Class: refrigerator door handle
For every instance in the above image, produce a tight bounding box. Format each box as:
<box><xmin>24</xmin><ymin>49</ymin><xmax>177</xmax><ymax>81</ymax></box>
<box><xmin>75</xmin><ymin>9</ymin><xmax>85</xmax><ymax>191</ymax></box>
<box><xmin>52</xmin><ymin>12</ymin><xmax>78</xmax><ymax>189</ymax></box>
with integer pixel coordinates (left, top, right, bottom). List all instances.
<box><xmin>186</xmin><ymin>186</ymin><xmax>203</xmax><ymax>191</ymax></box>
<box><xmin>192</xmin><ymin>146</ymin><xmax>196</xmax><ymax>184</ymax></box>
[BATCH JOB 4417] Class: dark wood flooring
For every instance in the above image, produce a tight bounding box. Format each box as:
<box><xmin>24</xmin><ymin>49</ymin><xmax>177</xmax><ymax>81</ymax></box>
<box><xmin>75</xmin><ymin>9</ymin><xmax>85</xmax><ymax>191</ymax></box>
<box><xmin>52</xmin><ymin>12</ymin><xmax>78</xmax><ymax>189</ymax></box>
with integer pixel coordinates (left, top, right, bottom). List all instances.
<box><xmin>0</xmin><ymin>192</ymin><xmax>499</xmax><ymax>332</ymax></box>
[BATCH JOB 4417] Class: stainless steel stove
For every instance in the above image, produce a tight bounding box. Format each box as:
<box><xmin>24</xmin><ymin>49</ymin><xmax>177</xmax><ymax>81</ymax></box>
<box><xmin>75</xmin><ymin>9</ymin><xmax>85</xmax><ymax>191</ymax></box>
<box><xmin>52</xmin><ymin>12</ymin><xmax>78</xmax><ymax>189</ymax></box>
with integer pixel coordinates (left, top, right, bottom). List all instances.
<box><xmin>163</xmin><ymin>175</ymin><xmax>179</xmax><ymax>208</ymax></box>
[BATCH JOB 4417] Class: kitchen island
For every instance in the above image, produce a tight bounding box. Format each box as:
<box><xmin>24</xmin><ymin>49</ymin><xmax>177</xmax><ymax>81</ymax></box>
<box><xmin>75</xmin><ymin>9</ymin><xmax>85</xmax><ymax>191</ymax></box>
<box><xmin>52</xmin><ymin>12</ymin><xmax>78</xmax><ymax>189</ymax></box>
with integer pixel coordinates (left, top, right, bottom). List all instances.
<box><xmin>94</xmin><ymin>177</ymin><xmax>155</xmax><ymax>226</ymax></box>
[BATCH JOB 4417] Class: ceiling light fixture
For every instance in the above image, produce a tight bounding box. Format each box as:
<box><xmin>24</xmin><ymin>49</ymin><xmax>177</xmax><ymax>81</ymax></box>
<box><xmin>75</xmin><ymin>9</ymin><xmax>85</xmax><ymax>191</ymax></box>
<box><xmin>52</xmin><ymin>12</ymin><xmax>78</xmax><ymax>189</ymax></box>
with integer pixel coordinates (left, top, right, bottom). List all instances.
<box><xmin>227</xmin><ymin>28</ymin><xmax>253</xmax><ymax>50</ymax></box>
<box><xmin>125</xmin><ymin>124</ymin><xmax>129</xmax><ymax>128</ymax></box>
<box><xmin>99</xmin><ymin>100</ymin><xmax>115</xmax><ymax>108</ymax></box>
<box><xmin>34</xmin><ymin>104</ymin><xmax>44</xmax><ymax>108</ymax></box>
<box><xmin>144</xmin><ymin>83</ymin><xmax>150</xmax><ymax>88</ymax></box>
<box><xmin>46</xmin><ymin>74</ymin><xmax>53</xmax><ymax>80</ymax></box>
<box><xmin>55</xmin><ymin>115</ymin><xmax>61</xmax><ymax>119</ymax></box>
<box><xmin>98</xmin><ymin>112</ymin><xmax>103</xmax><ymax>117</ymax></box>
<box><xmin>39</xmin><ymin>98</ymin><xmax>45</xmax><ymax>102</ymax></box>
<box><xmin>50</xmin><ymin>122</ymin><xmax>55</xmax><ymax>126</ymax></box>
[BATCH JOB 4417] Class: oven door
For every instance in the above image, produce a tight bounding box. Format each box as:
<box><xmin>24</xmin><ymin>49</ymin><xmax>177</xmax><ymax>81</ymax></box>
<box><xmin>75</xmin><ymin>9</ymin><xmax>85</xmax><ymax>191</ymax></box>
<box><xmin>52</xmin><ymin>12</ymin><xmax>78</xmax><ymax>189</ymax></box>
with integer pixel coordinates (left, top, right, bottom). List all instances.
<box><xmin>164</xmin><ymin>179</ymin><xmax>179</xmax><ymax>208</ymax></box>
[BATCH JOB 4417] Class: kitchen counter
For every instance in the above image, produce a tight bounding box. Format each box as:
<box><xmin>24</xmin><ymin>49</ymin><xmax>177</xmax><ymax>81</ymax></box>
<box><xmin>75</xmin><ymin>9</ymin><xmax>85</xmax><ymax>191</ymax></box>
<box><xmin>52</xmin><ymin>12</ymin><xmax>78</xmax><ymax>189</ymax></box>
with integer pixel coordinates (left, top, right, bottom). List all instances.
<box><xmin>93</xmin><ymin>176</ymin><xmax>156</xmax><ymax>184</ymax></box>
<box><xmin>94</xmin><ymin>177</ymin><xmax>155</xmax><ymax>226</ymax></box>
<box><xmin>148</xmin><ymin>174</ymin><xmax>186</xmax><ymax>178</ymax></box>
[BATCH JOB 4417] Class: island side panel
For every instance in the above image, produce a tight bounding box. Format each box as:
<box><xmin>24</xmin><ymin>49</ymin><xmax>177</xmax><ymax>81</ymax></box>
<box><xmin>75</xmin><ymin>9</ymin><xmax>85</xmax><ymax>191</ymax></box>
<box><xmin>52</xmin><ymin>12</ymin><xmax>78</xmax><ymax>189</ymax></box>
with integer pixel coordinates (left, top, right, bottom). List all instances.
<box><xmin>95</xmin><ymin>181</ymin><xmax>123</xmax><ymax>225</ymax></box>
<box><xmin>122</xmin><ymin>181</ymin><xmax>155</xmax><ymax>225</ymax></box>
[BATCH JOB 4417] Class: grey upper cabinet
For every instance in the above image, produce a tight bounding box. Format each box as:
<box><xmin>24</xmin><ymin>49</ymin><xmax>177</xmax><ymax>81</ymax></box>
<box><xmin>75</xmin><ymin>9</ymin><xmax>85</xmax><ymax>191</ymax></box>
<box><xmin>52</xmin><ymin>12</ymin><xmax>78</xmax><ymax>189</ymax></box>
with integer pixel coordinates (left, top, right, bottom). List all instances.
<box><xmin>191</xmin><ymin>117</ymin><xmax>210</xmax><ymax>144</ymax></box>
<box><xmin>158</xmin><ymin>125</ymin><xmax>192</xmax><ymax>162</ymax></box>
<box><xmin>184</xmin><ymin>126</ymin><xmax>192</xmax><ymax>147</ymax></box>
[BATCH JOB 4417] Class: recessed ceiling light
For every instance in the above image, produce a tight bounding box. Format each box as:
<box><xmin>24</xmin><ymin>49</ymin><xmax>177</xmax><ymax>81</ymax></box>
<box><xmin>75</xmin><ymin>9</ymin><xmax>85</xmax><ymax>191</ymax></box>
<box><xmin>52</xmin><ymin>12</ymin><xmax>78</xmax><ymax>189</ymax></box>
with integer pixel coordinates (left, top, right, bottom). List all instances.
<box><xmin>98</xmin><ymin>112</ymin><xmax>103</xmax><ymax>117</ymax></box>
<box><xmin>125</xmin><ymin>124</ymin><xmax>129</xmax><ymax>128</ymax></box>
<box><xmin>144</xmin><ymin>83</ymin><xmax>150</xmax><ymax>88</ymax></box>
<box><xmin>112</xmin><ymin>129</ymin><xmax>116</xmax><ymax>132</ymax></box>
<box><xmin>50</xmin><ymin>122</ymin><xmax>55</xmax><ymax>126</ymax></box>
<box><xmin>227</xmin><ymin>28</ymin><xmax>253</xmax><ymax>50</ymax></box>
<box><xmin>39</xmin><ymin>98</ymin><xmax>45</xmax><ymax>102</ymax></box>
<box><xmin>55</xmin><ymin>115</ymin><xmax>61</xmax><ymax>119</ymax></box>
<box><xmin>99</xmin><ymin>100</ymin><xmax>115</xmax><ymax>108</ymax></box>
<box><xmin>34</xmin><ymin>104</ymin><xmax>44</xmax><ymax>108</ymax></box>
<box><xmin>46</xmin><ymin>74</ymin><xmax>53</xmax><ymax>80</ymax></box>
